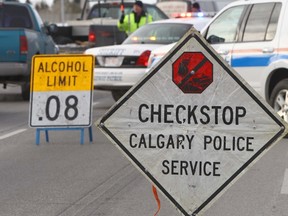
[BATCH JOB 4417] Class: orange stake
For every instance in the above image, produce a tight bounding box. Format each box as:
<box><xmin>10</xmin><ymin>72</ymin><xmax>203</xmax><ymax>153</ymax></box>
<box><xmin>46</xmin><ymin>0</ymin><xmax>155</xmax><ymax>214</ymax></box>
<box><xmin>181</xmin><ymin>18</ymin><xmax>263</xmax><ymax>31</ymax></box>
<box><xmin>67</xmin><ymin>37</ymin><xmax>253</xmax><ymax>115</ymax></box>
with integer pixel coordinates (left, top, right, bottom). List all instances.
<box><xmin>152</xmin><ymin>185</ymin><xmax>161</xmax><ymax>216</ymax></box>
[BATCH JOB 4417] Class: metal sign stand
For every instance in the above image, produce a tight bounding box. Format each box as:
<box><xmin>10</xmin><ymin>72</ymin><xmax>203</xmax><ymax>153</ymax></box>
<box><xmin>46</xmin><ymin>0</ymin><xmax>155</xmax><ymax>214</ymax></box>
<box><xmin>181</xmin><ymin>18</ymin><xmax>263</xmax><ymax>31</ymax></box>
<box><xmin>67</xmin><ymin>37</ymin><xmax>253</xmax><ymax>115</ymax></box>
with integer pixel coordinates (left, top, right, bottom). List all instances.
<box><xmin>35</xmin><ymin>126</ymin><xmax>93</xmax><ymax>145</ymax></box>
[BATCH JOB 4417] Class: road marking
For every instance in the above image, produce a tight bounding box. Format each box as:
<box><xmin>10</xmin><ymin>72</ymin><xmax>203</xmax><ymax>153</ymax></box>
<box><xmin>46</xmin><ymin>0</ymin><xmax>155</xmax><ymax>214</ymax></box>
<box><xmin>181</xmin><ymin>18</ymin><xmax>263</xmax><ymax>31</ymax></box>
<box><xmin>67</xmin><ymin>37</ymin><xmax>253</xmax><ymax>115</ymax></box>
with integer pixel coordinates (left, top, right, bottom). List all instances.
<box><xmin>93</xmin><ymin>101</ymin><xmax>100</xmax><ymax>106</ymax></box>
<box><xmin>281</xmin><ymin>169</ymin><xmax>288</xmax><ymax>194</ymax></box>
<box><xmin>0</xmin><ymin>129</ymin><xmax>27</xmax><ymax>140</ymax></box>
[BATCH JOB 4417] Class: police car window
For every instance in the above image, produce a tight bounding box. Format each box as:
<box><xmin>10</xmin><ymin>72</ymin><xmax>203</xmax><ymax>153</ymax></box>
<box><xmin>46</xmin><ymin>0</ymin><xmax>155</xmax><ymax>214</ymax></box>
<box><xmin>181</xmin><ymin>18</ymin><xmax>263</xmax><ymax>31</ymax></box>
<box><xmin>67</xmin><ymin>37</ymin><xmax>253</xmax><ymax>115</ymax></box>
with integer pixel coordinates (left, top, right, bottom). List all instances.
<box><xmin>123</xmin><ymin>23</ymin><xmax>191</xmax><ymax>44</ymax></box>
<box><xmin>243</xmin><ymin>3</ymin><xmax>278</xmax><ymax>42</ymax></box>
<box><xmin>266</xmin><ymin>3</ymin><xmax>281</xmax><ymax>41</ymax></box>
<box><xmin>206</xmin><ymin>5</ymin><xmax>245</xmax><ymax>44</ymax></box>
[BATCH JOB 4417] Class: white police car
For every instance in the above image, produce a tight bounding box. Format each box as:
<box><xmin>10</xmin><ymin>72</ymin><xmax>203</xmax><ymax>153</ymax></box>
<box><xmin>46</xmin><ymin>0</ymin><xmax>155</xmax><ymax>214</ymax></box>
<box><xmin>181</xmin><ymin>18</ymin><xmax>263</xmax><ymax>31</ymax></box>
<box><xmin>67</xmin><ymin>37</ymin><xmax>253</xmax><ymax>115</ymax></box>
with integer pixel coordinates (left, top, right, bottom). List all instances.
<box><xmin>148</xmin><ymin>0</ymin><xmax>288</xmax><ymax>123</ymax></box>
<box><xmin>84</xmin><ymin>16</ymin><xmax>211</xmax><ymax>101</ymax></box>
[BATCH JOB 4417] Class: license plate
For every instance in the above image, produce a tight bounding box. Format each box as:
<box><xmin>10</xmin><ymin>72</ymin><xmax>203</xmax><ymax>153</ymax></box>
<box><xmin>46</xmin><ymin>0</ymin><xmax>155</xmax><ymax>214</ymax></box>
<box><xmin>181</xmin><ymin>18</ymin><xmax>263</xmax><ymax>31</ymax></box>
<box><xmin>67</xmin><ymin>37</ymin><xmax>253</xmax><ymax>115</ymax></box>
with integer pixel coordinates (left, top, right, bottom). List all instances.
<box><xmin>104</xmin><ymin>57</ymin><xmax>123</xmax><ymax>67</ymax></box>
<box><xmin>95</xmin><ymin>71</ymin><xmax>123</xmax><ymax>82</ymax></box>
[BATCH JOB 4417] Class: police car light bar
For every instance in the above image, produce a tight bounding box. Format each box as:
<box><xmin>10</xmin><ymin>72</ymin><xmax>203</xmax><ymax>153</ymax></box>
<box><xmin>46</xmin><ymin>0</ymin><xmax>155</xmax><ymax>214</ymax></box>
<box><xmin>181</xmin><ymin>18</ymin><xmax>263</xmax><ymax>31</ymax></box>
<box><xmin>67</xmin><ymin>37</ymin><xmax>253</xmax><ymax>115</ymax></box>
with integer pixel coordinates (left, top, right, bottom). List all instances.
<box><xmin>172</xmin><ymin>12</ymin><xmax>216</xmax><ymax>19</ymax></box>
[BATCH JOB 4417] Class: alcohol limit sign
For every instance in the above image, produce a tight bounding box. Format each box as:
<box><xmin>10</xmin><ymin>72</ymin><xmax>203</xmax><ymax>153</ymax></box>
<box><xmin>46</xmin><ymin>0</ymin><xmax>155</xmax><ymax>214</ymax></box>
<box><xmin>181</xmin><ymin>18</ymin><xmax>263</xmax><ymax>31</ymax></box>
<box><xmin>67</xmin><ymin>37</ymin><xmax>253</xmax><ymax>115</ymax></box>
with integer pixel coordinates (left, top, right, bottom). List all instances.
<box><xmin>29</xmin><ymin>54</ymin><xmax>94</xmax><ymax>127</ymax></box>
<box><xmin>97</xmin><ymin>29</ymin><xmax>288</xmax><ymax>216</ymax></box>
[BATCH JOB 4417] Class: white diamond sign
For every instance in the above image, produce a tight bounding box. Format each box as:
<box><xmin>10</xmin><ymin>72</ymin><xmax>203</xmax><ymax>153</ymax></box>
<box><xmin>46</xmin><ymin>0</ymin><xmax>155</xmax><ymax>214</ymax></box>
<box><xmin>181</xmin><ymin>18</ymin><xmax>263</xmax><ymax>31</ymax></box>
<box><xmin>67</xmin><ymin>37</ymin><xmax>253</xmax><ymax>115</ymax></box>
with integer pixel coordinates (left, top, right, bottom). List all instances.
<box><xmin>97</xmin><ymin>29</ymin><xmax>287</xmax><ymax>215</ymax></box>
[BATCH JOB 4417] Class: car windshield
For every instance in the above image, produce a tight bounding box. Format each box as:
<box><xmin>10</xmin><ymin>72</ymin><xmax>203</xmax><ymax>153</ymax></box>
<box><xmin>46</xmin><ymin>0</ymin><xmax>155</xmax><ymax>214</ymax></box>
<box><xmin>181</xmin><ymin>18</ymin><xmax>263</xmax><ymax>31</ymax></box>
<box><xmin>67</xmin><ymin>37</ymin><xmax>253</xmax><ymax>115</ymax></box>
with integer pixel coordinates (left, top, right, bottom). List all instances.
<box><xmin>123</xmin><ymin>23</ymin><xmax>192</xmax><ymax>44</ymax></box>
<box><xmin>87</xmin><ymin>4</ymin><xmax>168</xmax><ymax>20</ymax></box>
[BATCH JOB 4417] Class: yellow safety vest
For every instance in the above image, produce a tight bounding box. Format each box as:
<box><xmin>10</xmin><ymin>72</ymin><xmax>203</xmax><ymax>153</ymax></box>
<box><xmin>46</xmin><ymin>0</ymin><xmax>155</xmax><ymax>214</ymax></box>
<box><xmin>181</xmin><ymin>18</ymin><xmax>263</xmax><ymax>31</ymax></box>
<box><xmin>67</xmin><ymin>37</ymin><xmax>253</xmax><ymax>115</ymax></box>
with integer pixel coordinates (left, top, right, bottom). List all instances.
<box><xmin>118</xmin><ymin>12</ymin><xmax>153</xmax><ymax>35</ymax></box>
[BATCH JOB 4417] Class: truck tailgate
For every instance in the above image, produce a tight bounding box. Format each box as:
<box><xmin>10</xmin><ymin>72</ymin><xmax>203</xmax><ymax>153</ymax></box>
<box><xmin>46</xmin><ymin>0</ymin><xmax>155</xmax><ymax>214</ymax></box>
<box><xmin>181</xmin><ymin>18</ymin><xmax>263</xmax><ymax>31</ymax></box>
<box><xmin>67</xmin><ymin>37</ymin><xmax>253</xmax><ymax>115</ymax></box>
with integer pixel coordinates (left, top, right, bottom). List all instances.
<box><xmin>0</xmin><ymin>29</ymin><xmax>22</xmax><ymax>62</ymax></box>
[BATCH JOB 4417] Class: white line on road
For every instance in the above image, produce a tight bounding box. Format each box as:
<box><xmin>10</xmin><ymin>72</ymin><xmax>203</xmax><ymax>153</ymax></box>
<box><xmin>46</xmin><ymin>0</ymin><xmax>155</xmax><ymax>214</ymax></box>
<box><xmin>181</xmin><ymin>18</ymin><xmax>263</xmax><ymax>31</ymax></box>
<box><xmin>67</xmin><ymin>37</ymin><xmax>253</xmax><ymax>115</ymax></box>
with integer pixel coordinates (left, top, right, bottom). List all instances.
<box><xmin>93</xmin><ymin>101</ymin><xmax>100</xmax><ymax>106</ymax></box>
<box><xmin>281</xmin><ymin>169</ymin><xmax>288</xmax><ymax>194</ymax></box>
<box><xmin>0</xmin><ymin>129</ymin><xmax>27</xmax><ymax>140</ymax></box>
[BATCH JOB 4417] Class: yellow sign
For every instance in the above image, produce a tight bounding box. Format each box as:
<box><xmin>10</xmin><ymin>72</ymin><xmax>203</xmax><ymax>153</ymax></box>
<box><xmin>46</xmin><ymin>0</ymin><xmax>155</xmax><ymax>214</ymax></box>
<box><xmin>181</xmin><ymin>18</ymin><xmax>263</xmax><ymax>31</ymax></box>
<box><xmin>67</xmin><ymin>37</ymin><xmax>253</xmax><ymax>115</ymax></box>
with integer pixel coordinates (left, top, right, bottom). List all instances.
<box><xmin>31</xmin><ymin>54</ymin><xmax>94</xmax><ymax>91</ymax></box>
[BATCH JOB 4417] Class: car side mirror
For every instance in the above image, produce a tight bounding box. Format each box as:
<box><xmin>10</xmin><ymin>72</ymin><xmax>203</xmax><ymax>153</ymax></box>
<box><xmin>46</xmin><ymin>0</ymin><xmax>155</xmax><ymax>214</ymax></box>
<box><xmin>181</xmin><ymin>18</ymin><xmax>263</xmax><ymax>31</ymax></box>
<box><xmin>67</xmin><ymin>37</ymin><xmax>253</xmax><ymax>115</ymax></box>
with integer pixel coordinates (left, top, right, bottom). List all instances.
<box><xmin>207</xmin><ymin>35</ymin><xmax>225</xmax><ymax>44</ymax></box>
<box><xmin>47</xmin><ymin>23</ymin><xmax>58</xmax><ymax>35</ymax></box>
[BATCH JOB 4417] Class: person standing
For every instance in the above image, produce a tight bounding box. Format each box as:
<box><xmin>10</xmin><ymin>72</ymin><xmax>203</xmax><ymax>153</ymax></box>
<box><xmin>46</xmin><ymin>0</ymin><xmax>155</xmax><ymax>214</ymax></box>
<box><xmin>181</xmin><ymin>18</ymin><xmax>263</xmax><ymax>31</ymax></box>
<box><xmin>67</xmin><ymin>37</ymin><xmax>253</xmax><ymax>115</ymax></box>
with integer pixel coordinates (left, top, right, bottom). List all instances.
<box><xmin>118</xmin><ymin>0</ymin><xmax>153</xmax><ymax>35</ymax></box>
<box><xmin>191</xmin><ymin>2</ymin><xmax>201</xmax><ymax>12</ymax></box>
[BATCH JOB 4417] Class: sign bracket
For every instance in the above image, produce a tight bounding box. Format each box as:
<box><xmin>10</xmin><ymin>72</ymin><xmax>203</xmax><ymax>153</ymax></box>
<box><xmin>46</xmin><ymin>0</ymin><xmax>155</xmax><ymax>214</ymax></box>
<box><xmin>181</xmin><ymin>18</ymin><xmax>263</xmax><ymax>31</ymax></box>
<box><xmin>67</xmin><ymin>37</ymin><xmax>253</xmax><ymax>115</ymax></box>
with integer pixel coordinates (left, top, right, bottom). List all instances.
<box><xmin>35</xmin><ymin>126</ymin><xmax>93</xmax><ymax>145</ymax></box>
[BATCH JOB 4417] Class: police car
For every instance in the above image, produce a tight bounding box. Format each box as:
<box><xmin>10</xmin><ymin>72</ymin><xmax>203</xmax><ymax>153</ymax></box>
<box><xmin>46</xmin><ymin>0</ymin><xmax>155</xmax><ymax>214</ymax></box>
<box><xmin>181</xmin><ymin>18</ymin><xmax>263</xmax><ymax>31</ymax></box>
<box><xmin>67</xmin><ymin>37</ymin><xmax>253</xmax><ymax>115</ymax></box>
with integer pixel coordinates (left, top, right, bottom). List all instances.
<box><xmin>84</xmin><ymin>16</ymin><xmax>211</xmax><ymax>101</ymax></box>
<box><xmin>148</xmin><ymin>0</ymin><xmax>288</xmax><ymax>123</ymax></box>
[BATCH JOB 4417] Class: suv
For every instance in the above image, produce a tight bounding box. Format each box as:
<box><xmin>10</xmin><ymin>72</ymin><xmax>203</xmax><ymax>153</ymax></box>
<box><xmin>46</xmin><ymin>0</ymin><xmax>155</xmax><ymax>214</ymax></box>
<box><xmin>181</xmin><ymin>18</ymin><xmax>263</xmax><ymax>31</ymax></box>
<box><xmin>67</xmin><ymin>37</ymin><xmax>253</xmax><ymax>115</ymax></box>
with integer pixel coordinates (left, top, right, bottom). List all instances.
<box><xmin>202</xmin><ymin>0</ymin><xmax>288</xmax><ymax>121</ymax></box>
<box><xmin>149</xmin><ymin>0</ymin><xmax>288</xmax><ymax>122</ymax></box>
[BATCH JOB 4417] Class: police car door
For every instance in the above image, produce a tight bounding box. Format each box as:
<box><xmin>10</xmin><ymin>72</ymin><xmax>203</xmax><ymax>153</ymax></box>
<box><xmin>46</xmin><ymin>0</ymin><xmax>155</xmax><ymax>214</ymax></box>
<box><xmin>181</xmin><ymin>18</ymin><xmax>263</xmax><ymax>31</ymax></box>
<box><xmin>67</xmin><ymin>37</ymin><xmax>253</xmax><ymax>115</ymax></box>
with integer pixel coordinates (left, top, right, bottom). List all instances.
<box><xmin>230</xmin><ymin>2</ymin><xmax>281</xmax><ymax>98</ymax></box>
<box><xmin>204</xmin><ymin>5</ymin><xmax>247</xmax><ymax>65</ymax></box>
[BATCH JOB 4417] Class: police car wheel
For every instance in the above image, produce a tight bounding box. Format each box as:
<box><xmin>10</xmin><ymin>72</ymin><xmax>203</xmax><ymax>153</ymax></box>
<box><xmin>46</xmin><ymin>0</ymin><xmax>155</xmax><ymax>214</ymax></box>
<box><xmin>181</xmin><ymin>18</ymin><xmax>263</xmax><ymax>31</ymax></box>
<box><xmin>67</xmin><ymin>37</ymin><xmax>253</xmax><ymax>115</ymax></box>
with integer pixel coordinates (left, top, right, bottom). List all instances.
<box><xmin>270</xmin><ymin>79</ymin><xmax>288</xmax><ymax>123</ymax></box>
<box><xmin>111</xmin><ymin>90</ymin><xmax>127</xmax><ymax>101</ymax></box>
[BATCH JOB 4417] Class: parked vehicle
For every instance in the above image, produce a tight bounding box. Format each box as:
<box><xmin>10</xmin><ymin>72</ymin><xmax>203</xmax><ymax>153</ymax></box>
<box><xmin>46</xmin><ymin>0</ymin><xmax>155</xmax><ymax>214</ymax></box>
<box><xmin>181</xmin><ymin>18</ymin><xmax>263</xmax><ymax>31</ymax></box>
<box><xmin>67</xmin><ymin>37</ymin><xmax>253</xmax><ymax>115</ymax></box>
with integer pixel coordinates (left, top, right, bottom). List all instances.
<box><xmin>84</xmin><ymin>17</ymin><xmax>212</xmax><ymax>101</ymax></box>
<box><xmin>0</xmin><ymin>1</ymin><xmax>58</xmax><ymax>100</ymax></box>
<box><xmin>51</xmin><ymin>0</ymin><xmax>168</xmax><ymax>53</ymax></box>
<box><xmin>148</xmin><ymin>0</ymin><xmax>288</xmax><ymax>123</ymax></box>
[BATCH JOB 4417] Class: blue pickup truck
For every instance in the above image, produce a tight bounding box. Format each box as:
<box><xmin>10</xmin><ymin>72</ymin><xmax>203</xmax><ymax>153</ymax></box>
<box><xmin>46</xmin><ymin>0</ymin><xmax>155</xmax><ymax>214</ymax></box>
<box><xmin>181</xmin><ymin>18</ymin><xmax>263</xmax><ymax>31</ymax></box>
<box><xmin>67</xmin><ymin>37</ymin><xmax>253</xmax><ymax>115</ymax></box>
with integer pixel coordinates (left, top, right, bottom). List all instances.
<box><xmin>0</xmin><ymin>2</ymin><xmax>59</xmax><ymax>100</ymax></box>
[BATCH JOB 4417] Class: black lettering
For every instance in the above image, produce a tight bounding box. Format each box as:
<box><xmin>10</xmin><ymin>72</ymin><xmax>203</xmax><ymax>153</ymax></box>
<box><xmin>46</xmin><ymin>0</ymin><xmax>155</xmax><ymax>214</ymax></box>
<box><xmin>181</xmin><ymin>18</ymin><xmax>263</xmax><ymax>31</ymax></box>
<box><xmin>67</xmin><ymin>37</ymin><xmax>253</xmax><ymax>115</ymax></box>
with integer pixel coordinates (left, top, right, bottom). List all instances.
<box><xmin>59</xmin><ymin>62</ymin><xmax>65</xmax><ymax>72</ymax></box>
<box><xmin>151</xmin><ymin>104</ymin><xmax>161</xmax><ymax>123</ymax></box>
<box><xmin>186</xmin><ymin>135</ymin><xmax>194</xmax><ymax>149</ymax></box>
<box><xmin>247</xmin><ymin>137</ymin><xmax>254</xmax><ymax>151</ymax></box>
<box><xmin>157</xmin><ymin>134</ymin><xmax>165</xmax><ymax>148</ymax></box>
<box><xmin>236</xmin><ymin>136</ymin><xmax>245</xmax><ymax>151</ymax></box>
<box><xmin>129</xmin><ymin>134</ymin><xmax>137</xmax><ymax>148</ymax></box>
<box><xmin>138</xmin><ymin>134</ymin><xmax>147</xmax><ymax>148</ymax></box>
<box><xmin>212</xmin><ymin>106</ymin><xmax>221</xmax><ymax>124</ymax></box>
<box><xmin>190</xmin><ymin>161</ymin><xmax>197</xmax><ymax>175</ymax></box>
<box><xmin>67</xmin><ymin>61</ymin><xmax>73</xmax><ymax>72</ymax></box>
<box><xmin>162</xmin><ymin>160</ymin><xmax>169</xmax><ymax>175</ymax></box>
<box><xmin>223</xmin><ymin>106</ymin><xmax>233</xmax><ymax>125</ymax></box>
<box><xmin>138</xmin><ymin>104</ymin><xmax>149</xmax><ymax>122</ymax></box>
<box><xmin>171</xmin><ymin>160</ymin><xmax>178</xmax><ymax>175</ymax></box>
<box><xmin>236</xmin><ymin>106</ymin><xmax>246</xmax><ymax>125</ymax></box>
<box><xmin>214</xmin><ymin>136</ymin><xmax>222</xmax><ymax>150</ymax></box>
<box><xmin>223</xmin><ymin>136</ymin><xmax>231</xmax><ymax>151</ymax></box>
<box><xmin>203</xmin><ymin>161</ymin><xmax>212</xmax><ymax>176</ymax></box>
<box><xmin>188</xmin><ymin>105</ymin><xmax>197</xmax><ymax>124</ymax></box>
<box><xmin>72</xmin><ymin>75</ymin><xmax>77</xmax><ymax>86</ymax></box>
<box><xmin>180</xmin><ymin>161</ymin><xmax>188</xmax><ymax>175</ymax></box>
<box><xmin>164</xmin><ymin>104</ymin><xmax>174</xmax><ymax>123</ymax></box>
<box><xmin>166</xmin><ymin>135</ymin><xmax>175</xmax><ymax>149</ymax></box>
<box><xmin>45</xmin><ymin>62</ymin><xmax>50</xmax><ymax>72</ymax></box>
<box><xmin>148</xmin><ymin>134</ymin><xmax>156</xmax><ymax>149</ymax></box>
<box><xmin>83</xmin><ymin>62</ymin><xmax>89</xmax><ymax>72</ymax></box>
<box><xmin>75</xmin><ymin>61</ymin><xmax>81</xmax><ymax>72</ymax></box>
<box><xmin>47</xmin><ymin>76</ymin><xmax>55</xmax><ymax>87</ymax></box>
<box><xmin>38</xmin><ymin>62</ymin><xmax>44</xmax><ymax>72</ymax></box>
<box><xmin>59</xmin><ymin>75</ymin><xmax>66</xmax><ymax>86</ymax></box>
<box><xmin>213</xmin><ymin>162</ymin><xmax>221</xmax><ymax>176</ymax></box>
<box><xmin>204</xmin><ymin>135</ymin><xmax>212</xmax><ymax>150</ymax></box>
<box><xmin>200</xmin><ymin>105</ymin><xmax>210</xmax><ymax>124</ymax></box>
<box><xmin>51</xmin><ymin>62</ymin><xmax>57</xmax><ymax>72</ymax></box>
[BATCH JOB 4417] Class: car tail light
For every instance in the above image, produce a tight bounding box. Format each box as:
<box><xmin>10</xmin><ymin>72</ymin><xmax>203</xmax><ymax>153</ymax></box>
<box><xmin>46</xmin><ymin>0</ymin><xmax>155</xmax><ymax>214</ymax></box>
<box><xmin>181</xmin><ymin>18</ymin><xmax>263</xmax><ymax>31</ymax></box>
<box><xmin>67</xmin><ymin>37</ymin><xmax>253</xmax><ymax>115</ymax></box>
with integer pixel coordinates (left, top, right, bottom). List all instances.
<box><xmin>88</xmin><ymin>31</ymin><xmax>96</xmax><ymax>42</ymax></box>
<box><xmin>136</xmin><ymin>50</ymin><xmax>151</xmax><ymax>67</ymax></box>
<box><xmin>20</xmin><ymin>35</ymin><xmax>28</xmax><ymax>55</ymax></box>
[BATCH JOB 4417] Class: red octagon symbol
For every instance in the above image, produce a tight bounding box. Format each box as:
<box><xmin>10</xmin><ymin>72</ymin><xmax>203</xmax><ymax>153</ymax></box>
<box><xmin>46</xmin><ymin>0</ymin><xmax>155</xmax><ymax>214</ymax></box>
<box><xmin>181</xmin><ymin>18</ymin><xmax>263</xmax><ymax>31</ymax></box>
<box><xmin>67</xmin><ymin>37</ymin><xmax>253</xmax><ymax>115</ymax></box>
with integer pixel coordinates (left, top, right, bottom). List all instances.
<box><xmin>172</xmin><ymin>52</ymin><xmax>213</xmax><ymax>93</ymax></box>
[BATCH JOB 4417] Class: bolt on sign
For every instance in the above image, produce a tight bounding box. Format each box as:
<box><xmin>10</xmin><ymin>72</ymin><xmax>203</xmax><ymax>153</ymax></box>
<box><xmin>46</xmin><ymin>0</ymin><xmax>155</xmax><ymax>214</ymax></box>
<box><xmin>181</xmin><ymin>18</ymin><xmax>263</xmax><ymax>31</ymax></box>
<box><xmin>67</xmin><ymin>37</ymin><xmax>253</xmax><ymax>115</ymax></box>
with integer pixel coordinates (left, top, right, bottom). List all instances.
<box><xmin>29</xmin><ymin>54</ymin><xmax>94</xmax><ymax>127</ymax></box>
<box><xmin>97</xmin><ymin>29</ymin><xmax>287</xmax><ymax>215</ymax></box>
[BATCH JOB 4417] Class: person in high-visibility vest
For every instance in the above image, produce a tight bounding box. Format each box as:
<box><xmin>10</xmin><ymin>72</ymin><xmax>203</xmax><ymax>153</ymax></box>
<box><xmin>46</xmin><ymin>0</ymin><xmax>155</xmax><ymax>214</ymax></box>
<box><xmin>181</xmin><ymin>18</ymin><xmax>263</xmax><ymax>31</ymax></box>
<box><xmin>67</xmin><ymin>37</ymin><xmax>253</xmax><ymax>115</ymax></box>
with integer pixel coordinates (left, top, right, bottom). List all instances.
<box><xmin>117</xmin><ymin>0</ymin><xmax>153</xmax><ymax>35</ymax></box>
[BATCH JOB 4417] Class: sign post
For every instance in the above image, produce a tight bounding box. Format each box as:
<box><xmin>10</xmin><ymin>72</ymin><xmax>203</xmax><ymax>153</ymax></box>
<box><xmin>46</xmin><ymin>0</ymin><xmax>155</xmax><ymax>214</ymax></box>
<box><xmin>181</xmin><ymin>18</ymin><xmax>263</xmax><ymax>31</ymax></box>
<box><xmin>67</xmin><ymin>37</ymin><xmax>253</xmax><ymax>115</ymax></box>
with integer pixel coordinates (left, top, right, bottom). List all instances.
<box><xmin>97</xmin><ymin>29</ymin><xmax>287</xmax><ymax>215</ymax></box>
<box><xmin>29</xmin><ymin>54</ymin><xmax>94</xmax><ymax>144</ymax></box>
